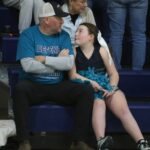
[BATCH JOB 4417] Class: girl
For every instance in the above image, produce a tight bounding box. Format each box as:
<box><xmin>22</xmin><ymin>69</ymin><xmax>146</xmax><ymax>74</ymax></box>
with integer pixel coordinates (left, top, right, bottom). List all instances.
<box><xmin>69</xmin><ymin>22</ymin><xmax>150</xmax><ymax>150</ymax></box>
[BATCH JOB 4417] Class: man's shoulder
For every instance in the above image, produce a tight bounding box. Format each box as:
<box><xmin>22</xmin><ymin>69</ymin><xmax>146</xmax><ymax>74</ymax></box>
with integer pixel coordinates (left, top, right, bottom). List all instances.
<box><xmin>21</xmin><ymin>25</ymin><xmax>38</xmax><ymax>35</ymax></box>
<box><xmin>60</xmin><ymin>29</ymin><xmax>70</xmax><ymax>37</ymax></box>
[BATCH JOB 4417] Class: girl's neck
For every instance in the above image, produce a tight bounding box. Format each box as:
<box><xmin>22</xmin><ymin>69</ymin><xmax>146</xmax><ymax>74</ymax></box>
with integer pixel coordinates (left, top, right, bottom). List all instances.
<box><xmin>80</xmin><ymin>43</ymin><xmax>94</xmax><ymax>59</ymax></box>
<box><xmin>80</xmin><ymin>43</ymin><xmax>94</xmax><ymax>53</ymax></box>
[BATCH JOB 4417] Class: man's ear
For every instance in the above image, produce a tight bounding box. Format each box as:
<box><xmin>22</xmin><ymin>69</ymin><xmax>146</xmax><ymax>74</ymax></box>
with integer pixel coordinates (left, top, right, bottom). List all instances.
<box><xmin>44</xmin><ymin>17</ymin><xmax>50</xmax><ymax>24</ymax></box>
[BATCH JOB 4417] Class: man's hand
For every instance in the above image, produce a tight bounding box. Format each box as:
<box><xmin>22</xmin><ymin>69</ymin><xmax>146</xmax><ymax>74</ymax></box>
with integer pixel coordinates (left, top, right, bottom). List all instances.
<box><xmin>35</xmin><ymin>56</ymin><xmax>46</xmax><ymax>63</ymax></box>
<box><xmin>58</xmin><ymin>49</ymin><xmax>69</xmax><ymax>57</ymax></box>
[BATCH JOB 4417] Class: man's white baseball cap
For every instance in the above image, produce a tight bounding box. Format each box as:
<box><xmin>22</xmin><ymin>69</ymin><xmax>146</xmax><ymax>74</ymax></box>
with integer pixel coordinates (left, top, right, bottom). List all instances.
<box><xmin>39</xmin><ymin>2</ymin><xmax>68</xmax><ymax>18</ymax></box>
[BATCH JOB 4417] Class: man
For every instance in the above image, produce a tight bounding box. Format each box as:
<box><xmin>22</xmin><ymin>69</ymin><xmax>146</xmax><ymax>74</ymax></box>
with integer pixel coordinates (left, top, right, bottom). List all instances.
<box><xmin>13</xmin><ymin>2</ymin><xmax>94</xmax><ymax>150</ymax></box>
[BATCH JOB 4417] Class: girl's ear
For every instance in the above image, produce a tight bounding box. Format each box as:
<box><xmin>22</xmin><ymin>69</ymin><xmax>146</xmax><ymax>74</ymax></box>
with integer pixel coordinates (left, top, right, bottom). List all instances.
<box><xmin>89</xmin><ymin>34</ymin><xmax>94</xmax><ymax>42</ymax></box>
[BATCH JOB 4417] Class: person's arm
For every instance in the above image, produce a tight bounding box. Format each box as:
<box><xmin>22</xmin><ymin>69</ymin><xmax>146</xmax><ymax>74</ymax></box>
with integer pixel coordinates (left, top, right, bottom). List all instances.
<box><xmin>45</xmin><ymin>55</ymin><xmax>74</xmax><ymax>70</ymax></box>
<box><xmin>69</xmin><ymin>63</ymin><xmax>108</xmax><ymax>92</ymax></box>
<box><xmin>69</xmin><ymin>64</ymin><xmax>89</xmax><ymax>81</ymax></box>
<box><xmin>17</xmin><ymin>31</ymin><xmax>54</xmax><ymax>74</ymax></box>
<box><xmin>43</xmin><ymin>30</ymin><xmax>74</xmax><ymax>70</ymax></box>
<box><xmin>69</xmin><ymin>49</ymin><xmax>104</xmax><ymax>92</ymax></box>
<box><xmin>21</xmin><ymin>57</ymin><xmax>54</xmax><ymax>73</ymax></box>
<box><xmin>86</xmin><ymin>7</ymin><xmax>96</xmax><ymax>25</ymax></box>
<box><xmin>99</xmin><ymin>47</ymin><xmax>119</xmax><ymax>86</ymax></box>
<box><xmin>35</xmin><ymin>49</ymin><xmax>74</xmax><ymax>71</ymax></box>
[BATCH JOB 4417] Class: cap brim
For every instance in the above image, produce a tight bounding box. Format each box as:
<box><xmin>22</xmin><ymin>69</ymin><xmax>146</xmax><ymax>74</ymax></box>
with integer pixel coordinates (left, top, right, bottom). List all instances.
<box><xmin>51</xmin><ymin>1</ymin><xmax>69</xmax><ymax>17</ymax></box>
<box><xmin>55</xmin><ymin>8</ymin><xmax>69</xmax><ymax>17</ymax></box>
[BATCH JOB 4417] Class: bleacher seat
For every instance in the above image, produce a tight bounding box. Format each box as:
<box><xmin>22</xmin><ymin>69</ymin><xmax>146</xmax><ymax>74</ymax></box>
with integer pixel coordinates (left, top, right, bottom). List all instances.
<box><xmin>106</xmin><ymin>102</ymin><xmax>150</xmax><ymax>133</ymax></box>
<box><xmin>8</xmin><ymin>67</ymin><xmax>150</xmax><ymax>134</ymax></box>
<box><xmin>119</xmin><ymin>69</ymin><xmax>150</xmax><ymax>98</ymax></box>
<box><xmin>0</xmin><ymin>4</ymin><xmax>19</xmax><ymax>33</ymax></box>
<box><xmin>1</xmin><ymin>35</ymin><xmax>18</xmax><ymax>63</ymax></box>
<box><xmin>29</xmin><ymin>104</ymin><xmax>75</xmax><ymax>132</ymax></box>
<box><xmin>7</xmin><ymin>67</ymin><xmax>75</xmax><ymax>133</ymax></box>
